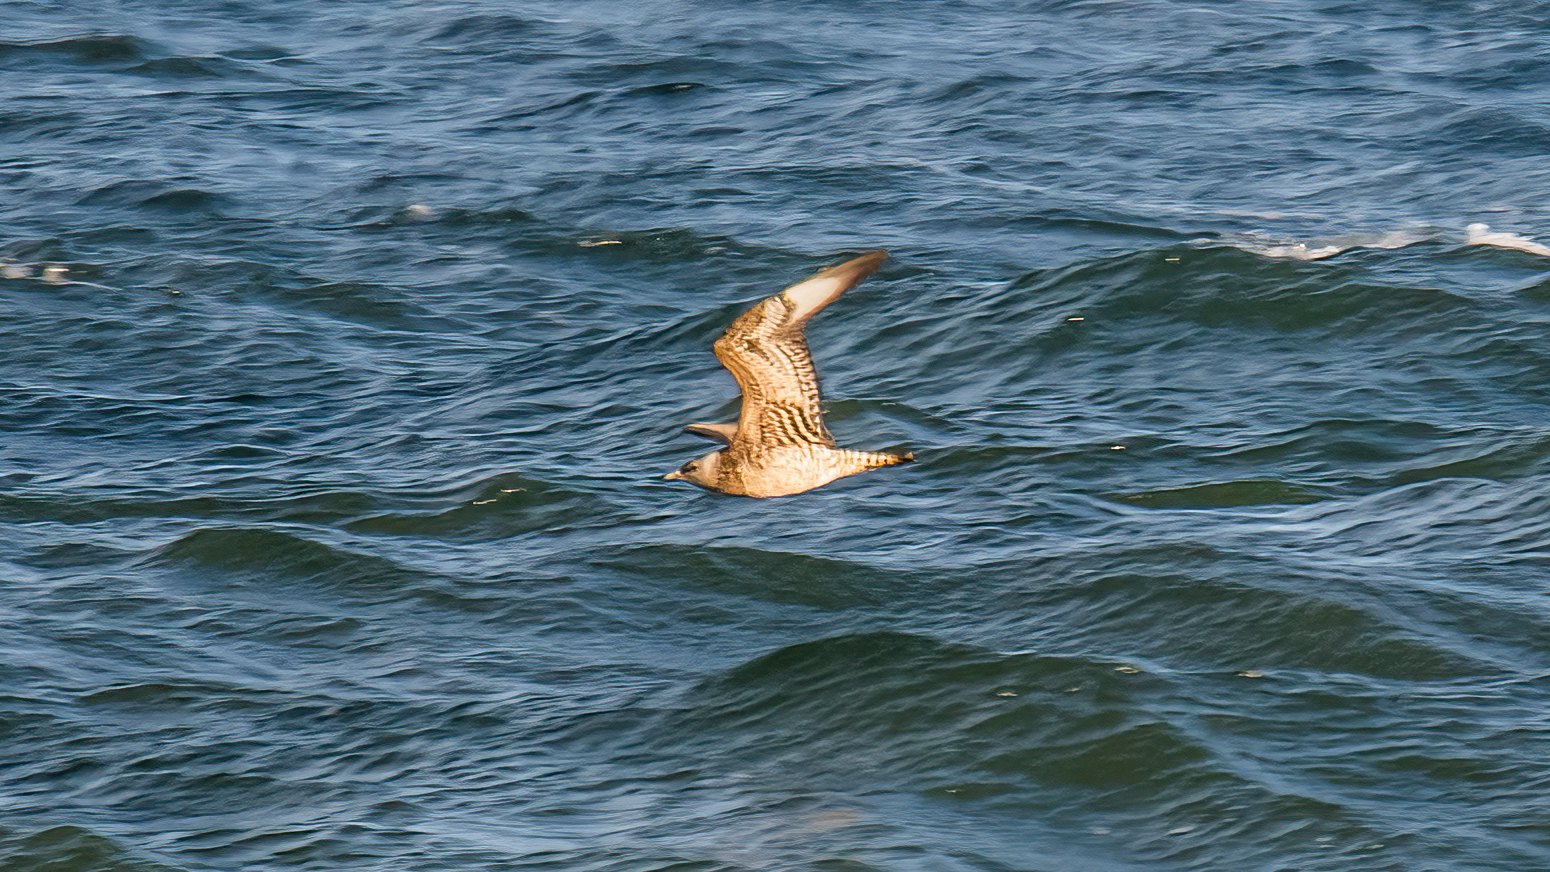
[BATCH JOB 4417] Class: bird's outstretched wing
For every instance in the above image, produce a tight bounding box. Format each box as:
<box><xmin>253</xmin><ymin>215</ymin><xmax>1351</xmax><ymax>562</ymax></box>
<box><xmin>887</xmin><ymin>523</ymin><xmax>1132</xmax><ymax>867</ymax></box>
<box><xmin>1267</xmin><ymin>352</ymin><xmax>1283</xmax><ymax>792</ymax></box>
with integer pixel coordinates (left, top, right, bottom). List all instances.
<box><xmin>712</xmin><ymin>250</ymin><xmax>887</xmax><ymax>449</ymax></box>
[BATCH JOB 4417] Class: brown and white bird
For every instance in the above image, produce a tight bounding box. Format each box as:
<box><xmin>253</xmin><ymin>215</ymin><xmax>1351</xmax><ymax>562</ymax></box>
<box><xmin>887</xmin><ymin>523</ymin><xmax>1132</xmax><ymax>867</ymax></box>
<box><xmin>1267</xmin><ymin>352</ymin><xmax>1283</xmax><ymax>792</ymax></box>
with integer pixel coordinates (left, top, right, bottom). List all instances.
<box><xmin>664</xmin><ymin>250</ymin><xmax>913</xmax><ymax>498</ymax></box>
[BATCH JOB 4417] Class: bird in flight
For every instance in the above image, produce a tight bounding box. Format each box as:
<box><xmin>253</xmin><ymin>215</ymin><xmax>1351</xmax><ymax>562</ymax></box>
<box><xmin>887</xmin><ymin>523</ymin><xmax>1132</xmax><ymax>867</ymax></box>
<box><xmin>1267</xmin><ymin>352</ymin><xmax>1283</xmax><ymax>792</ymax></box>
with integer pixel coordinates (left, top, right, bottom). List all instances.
<box><xmin>664</xmin><ymin>250</ymin><xmax>913</xmax><ymax>497</ymax></box>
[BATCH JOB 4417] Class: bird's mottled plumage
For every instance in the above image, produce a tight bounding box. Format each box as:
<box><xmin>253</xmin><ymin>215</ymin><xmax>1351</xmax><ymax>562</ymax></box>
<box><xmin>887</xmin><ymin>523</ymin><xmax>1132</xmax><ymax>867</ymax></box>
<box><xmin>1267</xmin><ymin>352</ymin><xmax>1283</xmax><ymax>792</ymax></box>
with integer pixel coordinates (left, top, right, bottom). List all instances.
<box><xmin>664</xmin><ymin>250</ymin><xmax>913</xmax><ymax>497</ymax></box>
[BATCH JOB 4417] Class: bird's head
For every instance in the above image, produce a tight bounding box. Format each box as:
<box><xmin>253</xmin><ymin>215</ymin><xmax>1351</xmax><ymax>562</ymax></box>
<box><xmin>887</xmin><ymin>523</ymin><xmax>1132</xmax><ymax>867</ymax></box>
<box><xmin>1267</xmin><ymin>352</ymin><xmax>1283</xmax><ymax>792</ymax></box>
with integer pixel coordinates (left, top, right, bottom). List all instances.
<box><xmin>663</xmin><ymin>449</ymin><xmax>722</xmax><ymax>489</ymax></box>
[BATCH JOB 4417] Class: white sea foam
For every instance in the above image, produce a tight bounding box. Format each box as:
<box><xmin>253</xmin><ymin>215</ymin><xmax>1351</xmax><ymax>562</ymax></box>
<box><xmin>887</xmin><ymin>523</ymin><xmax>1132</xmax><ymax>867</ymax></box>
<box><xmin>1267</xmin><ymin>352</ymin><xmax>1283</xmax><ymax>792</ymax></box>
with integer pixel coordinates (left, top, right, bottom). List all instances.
<box><xmin>1</xmin><ymin>260</ymin><xmax>120</xmax><ymax>290</ymax></box>
<box><xmin>1250</xmin><ymin>242</ymin><xmax>1349</xmax><ymax>261</ymax></box>
<box><xmin>1464</xmin><ymin>223</ymin><xmax>1550</xmax><ymax>257</ymax></box>
<box><xmin>1224</xmin><ymin>229</ymin><xmax>1428</xmax><ymax>261</ymax></box>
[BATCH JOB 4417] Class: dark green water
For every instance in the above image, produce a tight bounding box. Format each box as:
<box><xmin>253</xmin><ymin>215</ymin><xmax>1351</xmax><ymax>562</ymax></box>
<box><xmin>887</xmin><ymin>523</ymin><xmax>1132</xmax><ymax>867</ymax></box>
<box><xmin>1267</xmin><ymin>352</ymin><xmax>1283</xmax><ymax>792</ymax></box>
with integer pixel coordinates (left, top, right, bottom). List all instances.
<box><xmin>4</xmin><ymin>2</ymin><xmax>1550</xmax><ymax>870</ymax></box>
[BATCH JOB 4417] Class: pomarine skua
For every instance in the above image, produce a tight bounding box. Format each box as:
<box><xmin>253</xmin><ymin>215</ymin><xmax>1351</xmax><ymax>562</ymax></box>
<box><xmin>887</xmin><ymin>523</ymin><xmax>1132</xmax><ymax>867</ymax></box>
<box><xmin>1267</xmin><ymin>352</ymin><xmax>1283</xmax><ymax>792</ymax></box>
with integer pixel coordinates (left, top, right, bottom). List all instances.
<box><xmin>664</xmin><ymin>250</ymin><xmax>913</xmax><ymax>498</ymax></box>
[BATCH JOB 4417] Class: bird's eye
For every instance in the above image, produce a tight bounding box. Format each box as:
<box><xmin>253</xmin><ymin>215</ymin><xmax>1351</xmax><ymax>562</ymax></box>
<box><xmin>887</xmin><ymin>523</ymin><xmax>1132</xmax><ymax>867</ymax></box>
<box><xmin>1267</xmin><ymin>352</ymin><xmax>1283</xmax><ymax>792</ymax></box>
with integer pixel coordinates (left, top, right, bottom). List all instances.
<box><xmin>682</xmin><ymin>462</ymin><xmax>698</xmax><ymax>473</ymax></box>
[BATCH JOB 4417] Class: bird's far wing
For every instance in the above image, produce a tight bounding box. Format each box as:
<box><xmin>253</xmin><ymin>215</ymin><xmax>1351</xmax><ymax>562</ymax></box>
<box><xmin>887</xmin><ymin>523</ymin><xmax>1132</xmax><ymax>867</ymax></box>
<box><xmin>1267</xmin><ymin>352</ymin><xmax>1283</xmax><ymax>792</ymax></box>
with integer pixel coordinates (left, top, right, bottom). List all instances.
<box><xmin>712</xmin><ymin>251</ymin><xmax>887</xmax><ymax>449</ymax></box>
<box><xmin>684</xmin><ymin>422</ymin><xmax>738</xmax><ymax>445</ymax></box>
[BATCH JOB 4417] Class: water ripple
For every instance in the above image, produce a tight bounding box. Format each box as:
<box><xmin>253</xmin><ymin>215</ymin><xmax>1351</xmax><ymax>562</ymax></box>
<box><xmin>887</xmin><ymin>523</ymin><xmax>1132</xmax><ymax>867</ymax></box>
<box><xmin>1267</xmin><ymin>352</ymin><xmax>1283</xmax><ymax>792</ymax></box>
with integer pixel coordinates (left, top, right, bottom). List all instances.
<box><xmin>5</xmin><ymin>1</ymin><xmax>1550</xmax><ymax>870</ymax></box>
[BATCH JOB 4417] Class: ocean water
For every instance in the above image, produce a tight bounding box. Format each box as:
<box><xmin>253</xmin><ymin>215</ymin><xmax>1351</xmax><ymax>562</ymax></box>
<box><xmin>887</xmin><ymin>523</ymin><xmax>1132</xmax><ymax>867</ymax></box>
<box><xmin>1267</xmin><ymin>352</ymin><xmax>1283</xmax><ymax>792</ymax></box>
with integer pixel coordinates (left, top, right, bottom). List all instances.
<box><xmin>4</xmin><ymin>1</ymin><xmax>1550</xmax><ymax>870</ymax></box>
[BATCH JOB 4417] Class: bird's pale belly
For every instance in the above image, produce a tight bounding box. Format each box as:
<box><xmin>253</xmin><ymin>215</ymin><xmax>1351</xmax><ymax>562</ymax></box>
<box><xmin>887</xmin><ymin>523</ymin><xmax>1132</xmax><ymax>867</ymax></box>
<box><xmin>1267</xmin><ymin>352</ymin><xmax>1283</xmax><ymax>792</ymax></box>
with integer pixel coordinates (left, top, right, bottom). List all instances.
<box><xmin>717</xmin><ymin>446</ymin><xmax>856</xmax><ymax>498</ymax></box>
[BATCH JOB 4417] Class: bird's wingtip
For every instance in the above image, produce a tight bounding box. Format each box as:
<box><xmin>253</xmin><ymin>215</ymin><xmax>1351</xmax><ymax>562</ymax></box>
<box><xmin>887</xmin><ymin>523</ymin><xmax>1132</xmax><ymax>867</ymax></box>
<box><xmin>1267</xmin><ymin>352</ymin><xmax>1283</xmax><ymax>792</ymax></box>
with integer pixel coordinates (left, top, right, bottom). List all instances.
<box><xmin>814</xmin><ymin>249</ymin><xmax>887</xmax><ymax>278</ymax></box>
<box><xmin>782</xmin><ymin>249</ymin><xmax>890</xmax><ymax>322</ymax></box>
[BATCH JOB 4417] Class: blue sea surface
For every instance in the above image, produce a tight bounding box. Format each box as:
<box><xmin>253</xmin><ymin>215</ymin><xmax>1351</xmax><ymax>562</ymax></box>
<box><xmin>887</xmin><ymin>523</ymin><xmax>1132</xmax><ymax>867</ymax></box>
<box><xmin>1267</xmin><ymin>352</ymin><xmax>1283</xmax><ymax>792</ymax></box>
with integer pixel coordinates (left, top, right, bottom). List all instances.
<box><xmin>4</xmin><ymin>2</ymin><xmax>1550</xmax><ymax>870</ymax></box>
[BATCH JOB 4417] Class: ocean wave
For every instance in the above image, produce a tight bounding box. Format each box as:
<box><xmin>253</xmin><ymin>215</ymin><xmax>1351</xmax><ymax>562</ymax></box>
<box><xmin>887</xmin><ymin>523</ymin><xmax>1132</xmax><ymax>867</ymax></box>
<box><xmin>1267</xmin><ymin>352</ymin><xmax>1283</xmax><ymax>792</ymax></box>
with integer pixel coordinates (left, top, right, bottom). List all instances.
<box><xmin>345</xmin><ymin>473</ymin><xmax>606</xmax><ymax>542</ymax></box>
<box><xmin>146</xmin><ymin>526</ymin><xmax>420</xmax><ymax>589</ymax></box>
<box><xmin>1390</xmin><ymin>432</ymin><xmax>1550</xmax><ymax>485</ymax></box>
<box><xmin>8</xmin><ymin>3</ymin><xmax>1550</xmax><ymax>870</ymax></box>
<box><xmin>0</xmin><ymin>34</ymin><xmax>154</xmax><ymax>63</ymax></box>
<box><xmin>592</xmin><ymin>542</ymin><xmax>899</xmax><ymax>610</ymax></box>
<box><xmin>423</xmin><ymin>13</ymin><xmax>545</xmax><ymax>45</ymax></box>
<box><xmin>0</xmin><ymin>108</ymin><xmax>88</xmax><ymax>142</ymax></box>
<box><xmin>0</xmin><ymin>486</ymin><xmax>375</xmax><ymax>527</ymax></box>
<box><xmin>1433</xmin><ymin>107</ymin><xmax>1550</xmax><ymax>157</ymax></box>
<box><xmin>1298</xmin><ymin>475</ymin><xmax>1550</xmax><ymax>559</ymax></box>
<box><xmin>1111</xmin><ymin>478</ymin><xmax>1327</xmax><ymax>508</ymax></box>
<box><xmin>0</xmin><ymin>825</ymin><xmax>178</xmax><ymax>872</ymax></box>
<box><xmin>75</xmin><ymin>181</ymin><xmax>236</xmax><ymax>217</ymax></box>
<box><xmin>1222</xmin><ymin>228</ymin><xmax>1429</xmax><ymax>261</ymax></box>
<box><xmin>0</xmin><ymin>34</ymin><xmax>280</xmax><ymax>85</ymax></box>
<box><xmin>122</xmin><ymin>55</ymin><xmax>259</xmax><ymax>81</ymax></box>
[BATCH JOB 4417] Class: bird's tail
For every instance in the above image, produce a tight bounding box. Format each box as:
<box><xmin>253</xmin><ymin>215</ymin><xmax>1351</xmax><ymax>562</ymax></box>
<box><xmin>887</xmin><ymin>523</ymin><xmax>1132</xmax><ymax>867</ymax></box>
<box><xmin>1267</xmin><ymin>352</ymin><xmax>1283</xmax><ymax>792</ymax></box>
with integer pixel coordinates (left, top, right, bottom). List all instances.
<box><xmin>840</xmin><ymin>448</ymin><xmax>914</xmax><ymax>470</ymax></box>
